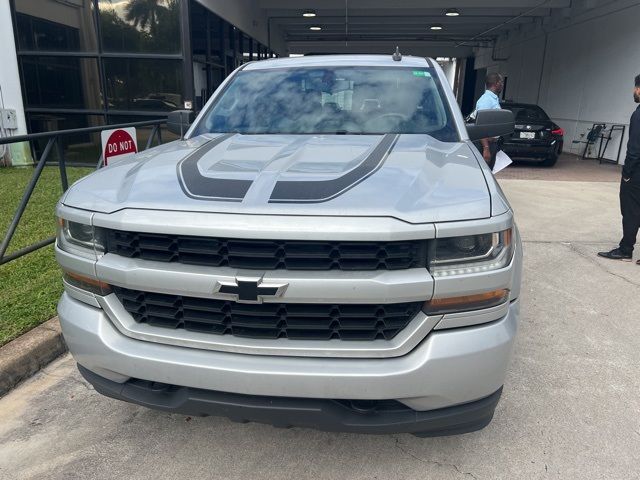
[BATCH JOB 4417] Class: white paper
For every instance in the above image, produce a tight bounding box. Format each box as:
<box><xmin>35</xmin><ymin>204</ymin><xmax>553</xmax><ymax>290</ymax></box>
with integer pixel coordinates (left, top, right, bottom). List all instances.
<box><xmin>492</xmin><ymin>150</ymin><xmax>513</xmax><ymax>174</ymax></box>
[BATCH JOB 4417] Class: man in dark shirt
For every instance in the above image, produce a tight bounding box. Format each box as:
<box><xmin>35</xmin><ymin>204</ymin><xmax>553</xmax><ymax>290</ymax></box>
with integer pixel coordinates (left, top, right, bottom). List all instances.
<box><xmin>598</xmin><ymin>74</ymin><xmax>640</xmax><ymax>263</ymax></box>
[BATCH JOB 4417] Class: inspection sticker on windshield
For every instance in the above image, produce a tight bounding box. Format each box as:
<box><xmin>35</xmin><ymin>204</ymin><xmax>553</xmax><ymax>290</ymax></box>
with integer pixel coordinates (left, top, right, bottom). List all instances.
<box><xmin>412</xmin><ymin>70</ymin><xmax>431</xmax><ymax>77</ymax></box>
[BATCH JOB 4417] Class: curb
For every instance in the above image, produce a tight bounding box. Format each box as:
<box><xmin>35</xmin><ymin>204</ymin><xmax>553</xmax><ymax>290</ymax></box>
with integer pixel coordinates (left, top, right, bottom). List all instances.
<box><xmin>0</xmin><ymin>317</ymin><xmax>67</xmax><ymax>396</ymax></box>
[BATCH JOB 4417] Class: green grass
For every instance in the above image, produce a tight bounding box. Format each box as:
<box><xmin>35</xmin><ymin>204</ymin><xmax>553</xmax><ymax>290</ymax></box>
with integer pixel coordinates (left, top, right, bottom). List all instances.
<box><xmin>0</xmin><ymin>166</ymin><xmax>93</xmax><ymax>346</ymax></box>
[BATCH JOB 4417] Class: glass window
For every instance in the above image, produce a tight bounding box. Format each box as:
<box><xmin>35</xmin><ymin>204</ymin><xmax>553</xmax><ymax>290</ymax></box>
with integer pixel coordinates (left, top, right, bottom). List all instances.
<box><xmin>104</xmin><ymin>58</ymin><xmax>183</xmax><ymax>112</ymax></box>
<box><xmin>195</xmin><ymin>67</ymin><xmax>458</xmax><ymax>140</ymax></box>
<box><xmin>226</xmin><ymin>24</ymin><xmax>235</xmax><ymax>55</ymax></box>
<box><xmin>236</xmin><ymin>30</ymin><xmax>244</xmax><ymax>67</ymax></box>
<box><xmin>190</xmin><ymin>1</ymin><xmax>208</xmax><ymax>60</ymax></box>
<box><xmin>98</xmin><ymin>0</ymin><xmax>181</xmax><ymax>54</ymax></box>
<box><xmin>209</xmin><ymin>14</ymin><xmax>223</xmax><ymax>65</ymax></box>
<box><xmin>256</xmin><ymin>44</ymin><xmax>268</xmax><ymax>60</ymax></box>
<box><xmin>193</xmin><ymin>61</ymin><xmax>208</xmax><ymax>110</ymax></box>
<box><xmin>27</xmin><ymin>113</ymin><xmax>105</xmax><ymax>165</ymax></box>
<box><xmin>505</xmin><ymin>104</ymin><xmax>550</xmax><ymax>123</ymax></box>
<box><xmin>108</xmin><ymin>114</ymin><xmax>181</xmax><ymax>145</ymax></box>
<box><xmin>242</xmin><ymin>34</ymin><xmax>253</xmax><ymax>63</ymax></box>
<box><xmin>210</xmin><ymin>66</ymin><xmax>225</xmax><ymax>93</ymax></box>
<box><xmin>222</xmin><ymin>23</ymin><xmax>235</xmax><ymax>74</ymax></box>
<box><xmin>21</xmin><ymin>57</ymin><xmax>103</xmax><ymax>110</ymax></box>
<box><xmin>14</xmin><ymin>0</ymin><xmax>98</xmax><ymax>52</ymax></box>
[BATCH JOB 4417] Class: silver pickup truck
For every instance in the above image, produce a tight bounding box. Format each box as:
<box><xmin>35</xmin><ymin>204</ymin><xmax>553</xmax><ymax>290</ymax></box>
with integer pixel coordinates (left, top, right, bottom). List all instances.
<box><xmin>55</xmin><ymin>54</ymin><xmax>521</xmax><ymax>437</ymax></box>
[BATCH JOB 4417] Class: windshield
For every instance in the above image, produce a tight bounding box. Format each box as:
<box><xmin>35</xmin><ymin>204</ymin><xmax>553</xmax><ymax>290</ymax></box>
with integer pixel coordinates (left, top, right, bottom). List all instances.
<box><xmin>194</xmin><ymin>67</ymin><xmax>458</xmax><ymax>141</ymax></box>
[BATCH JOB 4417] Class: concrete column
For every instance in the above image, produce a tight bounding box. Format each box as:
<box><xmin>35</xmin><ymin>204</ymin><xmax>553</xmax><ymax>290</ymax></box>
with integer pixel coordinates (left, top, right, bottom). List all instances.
<box><xmin>440</xmin><ymin>59</ymin><xmax>457</xmax><ymax>88</ymax></box>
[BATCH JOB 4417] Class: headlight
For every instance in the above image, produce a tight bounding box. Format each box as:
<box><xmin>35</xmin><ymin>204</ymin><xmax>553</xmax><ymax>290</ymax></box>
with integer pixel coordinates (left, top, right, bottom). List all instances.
<box><xmin>57</xmin><ymin>218</ymin><xmax>105</xmax><ymax>254</ymax></box>
<box><xmin>430</xmin><ymin>228</ymin><xmax>513</xmax><ymax>277</ymax></box>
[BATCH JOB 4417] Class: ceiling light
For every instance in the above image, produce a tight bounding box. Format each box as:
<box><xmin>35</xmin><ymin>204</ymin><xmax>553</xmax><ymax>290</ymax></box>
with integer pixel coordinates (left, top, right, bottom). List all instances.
<box><xmin>309</xmin><ymin>25</ymin><xmax>322</xmax><ymax>31</ymax></box>
<box><xmin>302</xmin><ymin>9</ymin><xmax>317</xmax><ymax>17</ymax></box>
<box><xmin>430</xmin><ymin>24</ymin><xmax>443</xmax><ymax>31</ymax></box>
<box><xmin>445</xmin><ymin>8</ymin><xmax>460</xmax><ymax>17</ymax></box>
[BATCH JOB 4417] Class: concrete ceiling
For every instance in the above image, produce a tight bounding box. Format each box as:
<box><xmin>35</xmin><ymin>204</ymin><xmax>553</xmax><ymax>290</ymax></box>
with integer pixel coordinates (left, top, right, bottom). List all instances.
<box><xmin>261</xmin><ymin>0</ymin><xmax>572</xmax><ymax>57</ymax></box>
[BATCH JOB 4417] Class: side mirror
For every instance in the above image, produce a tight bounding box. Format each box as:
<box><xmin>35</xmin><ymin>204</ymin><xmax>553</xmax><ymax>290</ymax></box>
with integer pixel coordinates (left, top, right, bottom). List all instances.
<box><xmin>466</xmin><ymin>109</ymin><xmax>514</xmax><ymax>141</ymax></box>
<box><xmin>167</xmin><ymin>110</ymin><xmax>195</xmax><ymax>137</ymax></box>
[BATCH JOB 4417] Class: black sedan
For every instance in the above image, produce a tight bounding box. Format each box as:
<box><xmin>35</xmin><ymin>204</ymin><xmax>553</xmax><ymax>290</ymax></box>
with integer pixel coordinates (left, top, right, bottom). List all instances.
<box><xmin>499</xmin><ymin>102</ymin><xmax>564</xmax><ymax>167</ymax></box>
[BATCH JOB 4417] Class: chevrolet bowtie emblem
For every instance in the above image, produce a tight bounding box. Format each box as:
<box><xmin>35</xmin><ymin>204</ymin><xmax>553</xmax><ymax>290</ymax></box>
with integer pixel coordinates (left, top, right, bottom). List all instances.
<box><xmin>214</xmin><ymin>277</ymin><xmax>289</xmax><ymax>304</ymax></box>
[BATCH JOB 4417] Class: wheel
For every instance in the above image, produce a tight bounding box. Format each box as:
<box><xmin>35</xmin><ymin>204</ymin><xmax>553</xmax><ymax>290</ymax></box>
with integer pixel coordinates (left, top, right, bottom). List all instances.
<box><xmin>541</xmin><ymin>154</ymin><xmax>558</xmax><ymax>167</ymax></box>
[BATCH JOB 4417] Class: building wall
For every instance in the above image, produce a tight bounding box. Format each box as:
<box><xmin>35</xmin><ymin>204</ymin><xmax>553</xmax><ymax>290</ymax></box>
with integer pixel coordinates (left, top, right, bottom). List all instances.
<box><xmin>195</xmin><ymin>0</ymin><xmax>287</xmax><ymax>55</ymax></box>
<box><xmin>0</xmin><ymin>0</ymin><xmax>29</xmax><ymax>165</ymax></box>
<box><xmin>4</xmin><ymin>0</ymin><xmax>282</xmax><ymax>166</ymax></box>
<box><xmin>475</xmin><ymin>0</ymin><xmax>640</xmax><ymax>163</ymax></box>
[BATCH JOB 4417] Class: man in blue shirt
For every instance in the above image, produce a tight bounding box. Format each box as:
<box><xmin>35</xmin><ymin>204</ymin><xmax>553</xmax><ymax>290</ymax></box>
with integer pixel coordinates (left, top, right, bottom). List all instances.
<box><xmin>475</xmin><ymin>73</ymin><xmax>504</xmax><ymax>166</ymax></box>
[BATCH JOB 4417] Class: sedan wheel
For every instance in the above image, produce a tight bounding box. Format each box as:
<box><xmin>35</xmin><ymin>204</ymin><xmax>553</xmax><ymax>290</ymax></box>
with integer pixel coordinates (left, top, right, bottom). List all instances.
<box><xmin>541</xmin><ymin>154</ymin><xmax>558</xmax><ymax>167</ymax></box>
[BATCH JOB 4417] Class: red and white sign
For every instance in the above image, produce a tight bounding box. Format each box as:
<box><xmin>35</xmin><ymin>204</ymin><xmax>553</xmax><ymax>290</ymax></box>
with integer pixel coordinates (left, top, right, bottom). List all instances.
<box><xmin>100</xmin><ymin>127</ymin><xmax>138</xmax><ymax>166</ymax></box>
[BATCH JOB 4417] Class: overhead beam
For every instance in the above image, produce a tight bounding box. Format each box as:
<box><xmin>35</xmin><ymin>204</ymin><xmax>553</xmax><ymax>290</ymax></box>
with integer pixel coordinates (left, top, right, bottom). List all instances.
<box><xmin>259</xmin><ymin>0</ymin><xmax>570</xmax><ymax>9</ymax></box>
<box><xmin>266</xmin><ymin>8</ymin><xmax>555</xmax><ymax>18</ymax></box>
<box><xmin>272</xmin><ymin>16</ymin><xmax>539</xmax><ymax>26</ymax></box>
<box><xmin>284</xmin><ymin>30</ymin><xmax>500</xmax><ymax>36</ymax></box>
<box><xmin>286</xmin><ymin>40</ymin><xmax>474</xmax><ymax>57</ymax></box>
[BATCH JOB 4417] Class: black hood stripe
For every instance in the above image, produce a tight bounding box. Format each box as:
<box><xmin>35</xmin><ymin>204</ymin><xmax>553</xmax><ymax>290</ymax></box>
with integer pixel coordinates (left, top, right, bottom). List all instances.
<box><xmin>178</xmin><ymin>133</ymin><xmax>251</xmax><ymax>201</ymax></box>
<box><xmin>178</xmin><ymin>133</ymin><xmax>399</xmax><ymax>204</ymax></box>
<box><xmin>269</xmin><ymin>133</ymin><xmax>399</xmax><ymax>203</ymax></box>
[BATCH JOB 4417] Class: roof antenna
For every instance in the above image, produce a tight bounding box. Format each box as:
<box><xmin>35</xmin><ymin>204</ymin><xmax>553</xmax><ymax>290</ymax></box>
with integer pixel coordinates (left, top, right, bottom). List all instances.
<box><xmin>392</xmin><ymin>46</ymin><xmax>402</xmax><ymax>62</ymax></box>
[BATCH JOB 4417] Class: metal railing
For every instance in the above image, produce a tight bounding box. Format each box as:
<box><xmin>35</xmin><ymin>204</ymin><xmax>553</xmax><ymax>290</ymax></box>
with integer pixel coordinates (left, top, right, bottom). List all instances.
<box><xmin>0</xmin><ymin>119</ymin><xmax>166</xmax><ymax>265</ymax></box>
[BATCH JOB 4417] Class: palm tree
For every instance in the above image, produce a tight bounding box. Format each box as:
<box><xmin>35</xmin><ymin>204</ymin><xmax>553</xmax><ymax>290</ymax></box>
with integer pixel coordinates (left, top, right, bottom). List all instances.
<box><xmin>124</xmin><ymin>0</ymin><xmax>166</xmax><ymax>35</ymax></box>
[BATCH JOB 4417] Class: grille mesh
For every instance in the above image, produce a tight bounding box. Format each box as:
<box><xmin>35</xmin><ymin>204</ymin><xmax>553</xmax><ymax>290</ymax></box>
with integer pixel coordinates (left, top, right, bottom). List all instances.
<box><xmin>104</xmin><ymin>230</ymin><xmax>428</xmax><ymax>271</ymax></box>
<box><xmin>114</xmin><ymin>287</ymin><xmax>423</xmax><ymax>341</ymax></box>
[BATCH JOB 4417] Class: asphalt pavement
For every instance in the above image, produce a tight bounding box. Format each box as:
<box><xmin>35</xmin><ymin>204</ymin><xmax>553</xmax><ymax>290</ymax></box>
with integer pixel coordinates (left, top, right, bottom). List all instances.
<box><xmin>1</xmin><ymin>177</ymin><xmax>639</xmax><ymax>480</ymax></box>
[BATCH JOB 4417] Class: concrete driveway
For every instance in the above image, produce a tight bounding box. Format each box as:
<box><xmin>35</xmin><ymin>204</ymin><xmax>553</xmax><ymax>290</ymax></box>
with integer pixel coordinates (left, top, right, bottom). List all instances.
<box><xmin>1</xmin><ymin>176</ymin><xmax>639</xmax><ymax>480</ymax></box>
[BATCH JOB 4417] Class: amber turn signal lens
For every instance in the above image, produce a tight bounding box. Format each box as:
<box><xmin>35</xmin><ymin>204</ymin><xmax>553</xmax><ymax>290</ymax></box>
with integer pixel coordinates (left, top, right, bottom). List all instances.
<box><xmin>503</xmin><ymin>228</ymin><xmax>513</xmax><ymax>247</ymax></box>
<box><xmin>423</xmin><ymin>289</ymin><xmax>509</xmax><ymax>315</ymax></box>
<box><xmin>63</xmin><ymin>271</ymin><xmax>112</xmax><ymax>295</ymax></box>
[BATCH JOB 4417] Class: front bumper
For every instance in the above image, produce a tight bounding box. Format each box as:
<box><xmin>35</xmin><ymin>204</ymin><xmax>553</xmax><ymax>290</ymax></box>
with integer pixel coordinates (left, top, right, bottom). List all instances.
<box><xmin>78</xmin><ymin>364</ymin><xmax>503</xmax><ymax>436</ymax></box>
<box><xmin>501</xmin><ymin>141</ymin><xmax>557</xmax><ymax>159</ymax></box>
<box><xmin>59</xmin><ymin>293</ymin><xmax>519</xmax><ymax>414</ymax></box>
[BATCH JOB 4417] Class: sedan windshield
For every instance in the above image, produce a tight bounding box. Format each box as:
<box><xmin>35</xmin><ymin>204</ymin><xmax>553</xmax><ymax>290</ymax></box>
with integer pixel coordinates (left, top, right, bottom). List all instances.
<box><xmin>194</xmin><ymin>67</ymin><xmax>458</xmax><ymax>141</ymax></box>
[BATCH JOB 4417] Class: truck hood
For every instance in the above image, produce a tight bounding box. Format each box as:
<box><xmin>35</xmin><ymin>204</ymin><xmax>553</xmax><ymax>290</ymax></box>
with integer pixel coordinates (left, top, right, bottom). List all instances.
<box><xmin>63</xmin><ymin>133</ymin><xmax>490</xmax><ymax>224</ymax></box>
